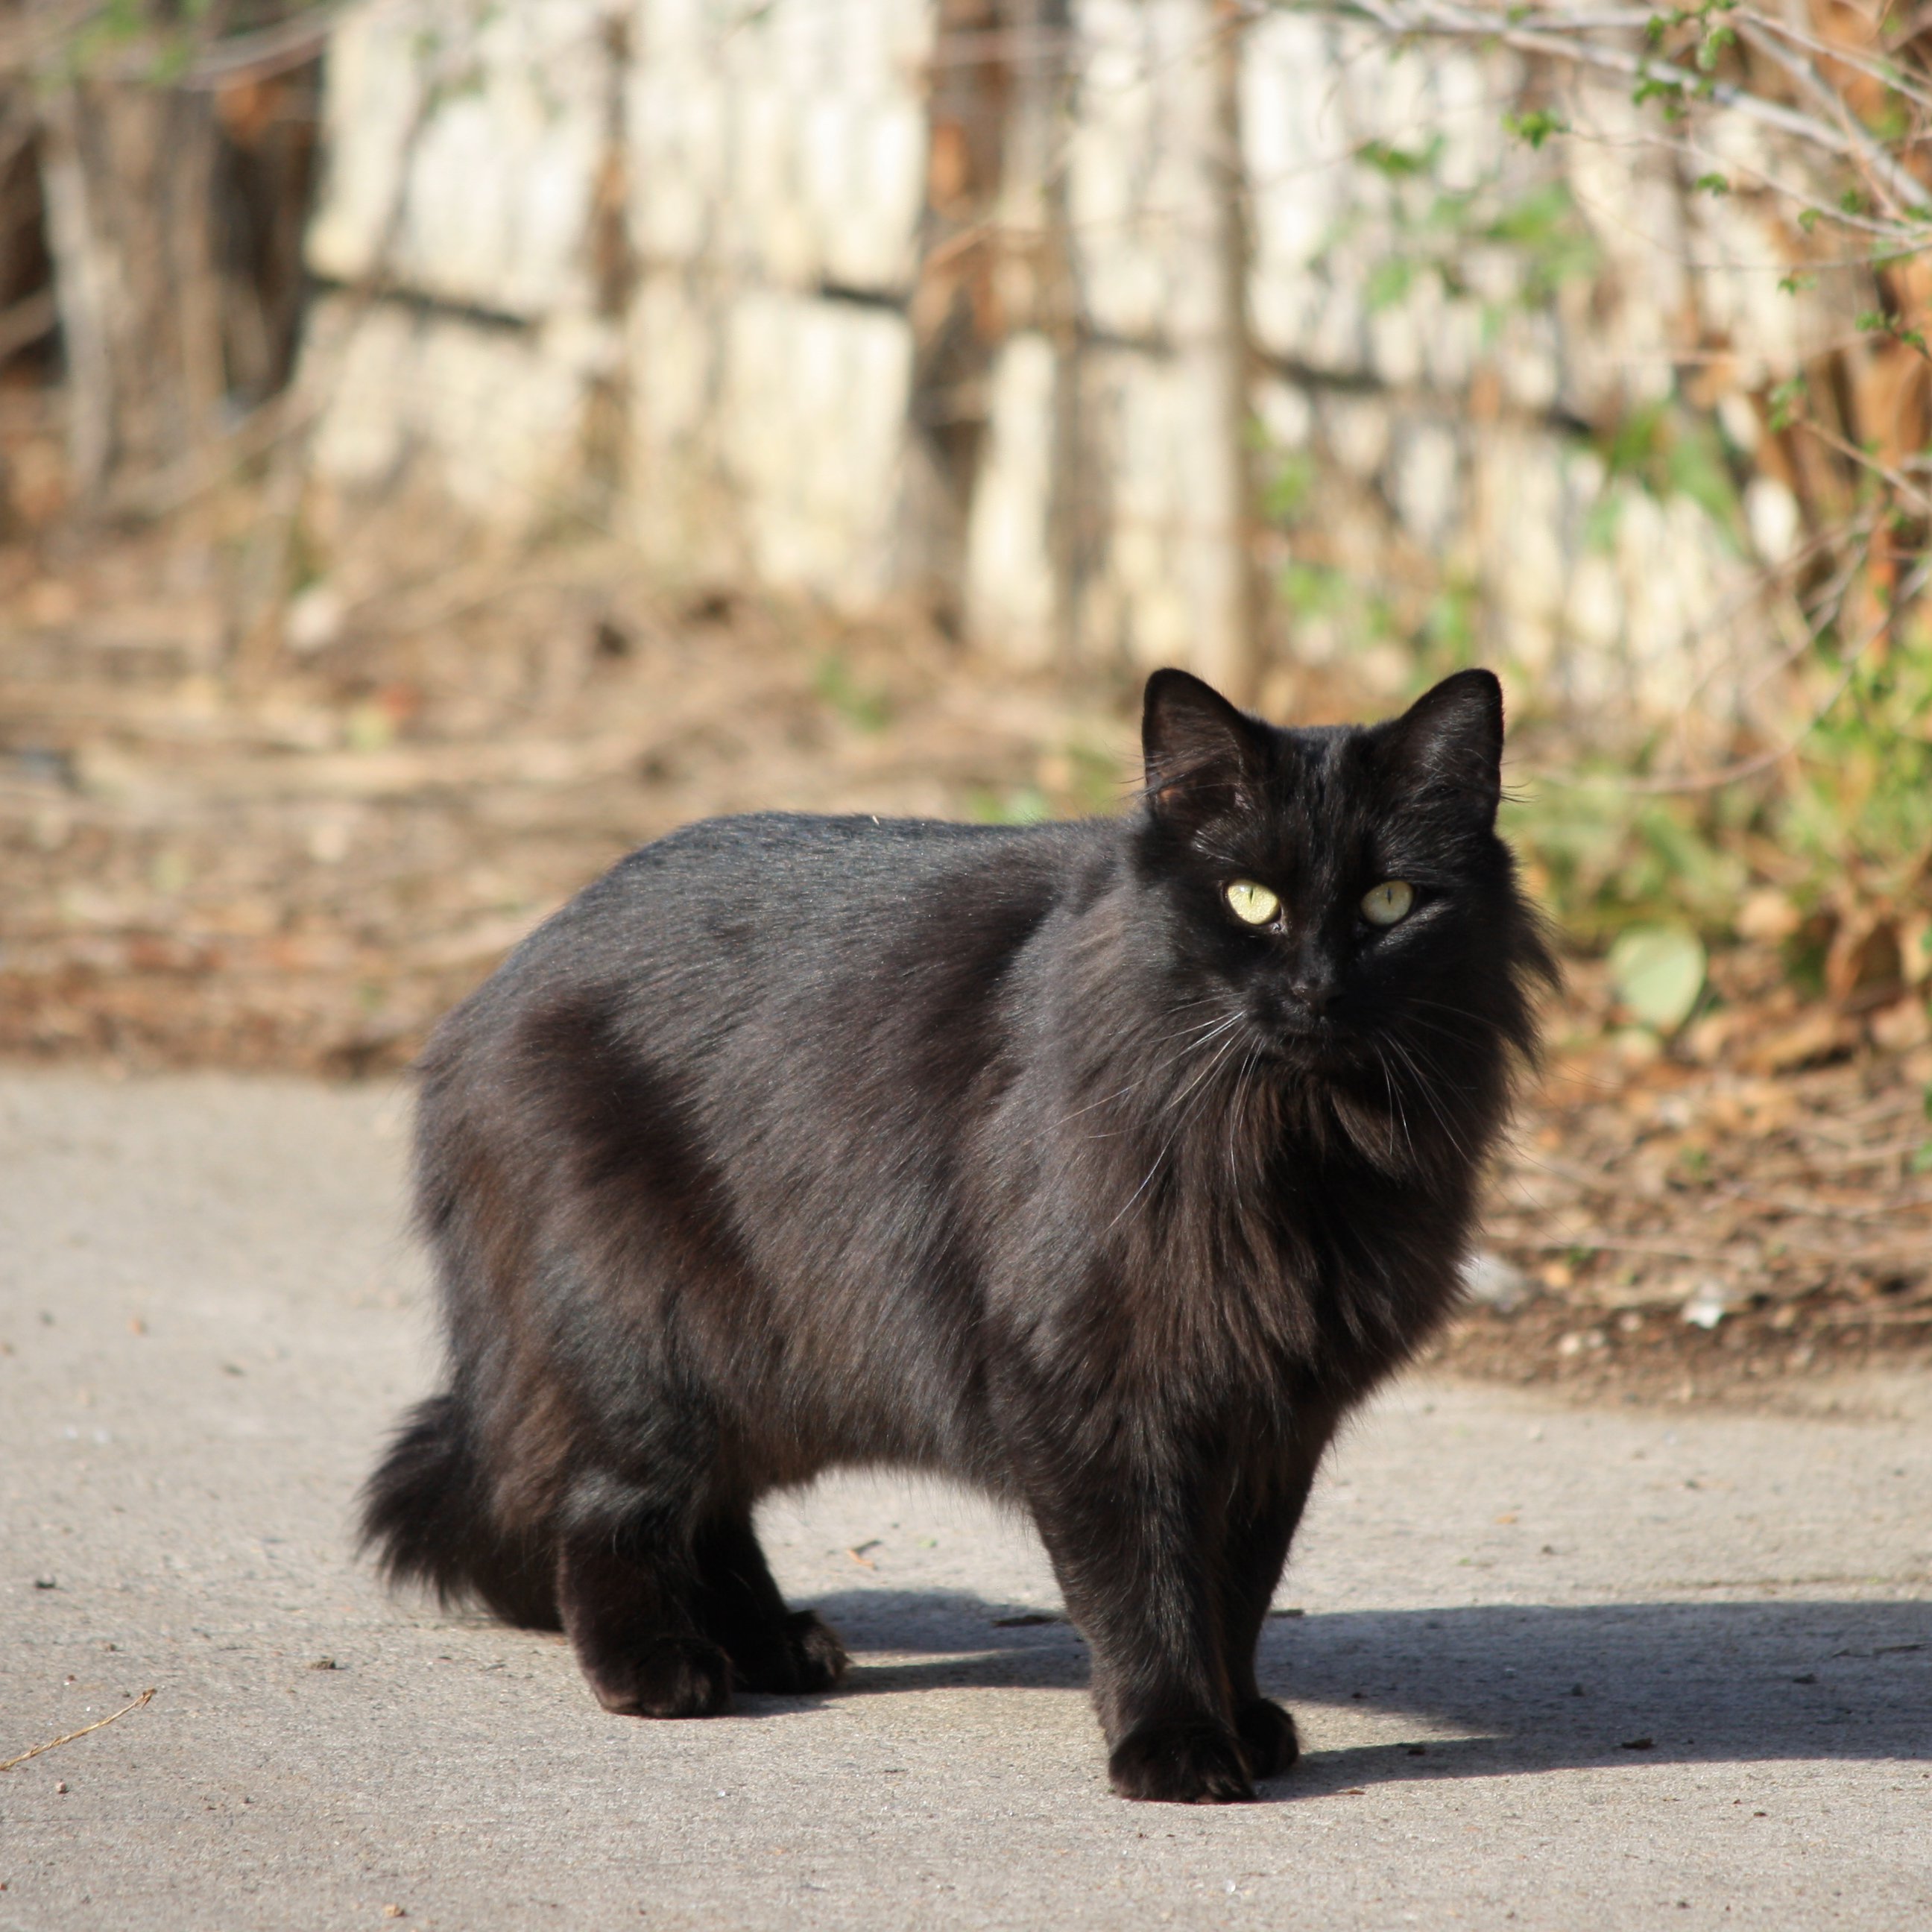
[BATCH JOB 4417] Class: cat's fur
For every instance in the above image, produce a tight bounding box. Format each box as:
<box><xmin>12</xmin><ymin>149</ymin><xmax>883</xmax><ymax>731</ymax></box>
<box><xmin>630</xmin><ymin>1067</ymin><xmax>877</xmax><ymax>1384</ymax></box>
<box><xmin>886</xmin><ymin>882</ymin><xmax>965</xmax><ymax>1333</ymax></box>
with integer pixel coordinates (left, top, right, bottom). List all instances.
<box><xmin>362</xmin><ymin>667</ymin><xmax>1554</xmax><ymax>1803</ymax></box>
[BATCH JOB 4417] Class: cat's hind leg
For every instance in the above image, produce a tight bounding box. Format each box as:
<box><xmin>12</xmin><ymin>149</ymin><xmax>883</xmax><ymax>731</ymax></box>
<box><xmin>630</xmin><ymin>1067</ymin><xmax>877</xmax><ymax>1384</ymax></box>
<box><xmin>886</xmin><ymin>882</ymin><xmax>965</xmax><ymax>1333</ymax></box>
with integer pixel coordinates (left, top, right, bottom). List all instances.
<box><xmin>555</xmin><ymin>1495</ymin><xmax>733</xmax><ymax>1718</ymax></box>
<box><xmin>691</xmin><ymin>1511</ymin><xmax>848</xmax><ymax>1695</ymax></box>
<box><xmin>1219</xmin><ymin>1496</ymin><xmax>1307</xmax><ymax>1782</ymax></box>
<box><xmin>1218</xmin><ymin>1436</ymin><xmax>1331</xmax><ymax>1782</ymax></box>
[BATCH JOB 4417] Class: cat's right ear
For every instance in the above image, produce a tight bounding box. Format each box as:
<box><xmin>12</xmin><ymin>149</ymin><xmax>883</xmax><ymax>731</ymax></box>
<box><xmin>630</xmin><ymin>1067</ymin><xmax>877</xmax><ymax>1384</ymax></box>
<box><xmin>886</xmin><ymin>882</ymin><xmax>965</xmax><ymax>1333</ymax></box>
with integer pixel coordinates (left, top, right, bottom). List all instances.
<box><xmin>1141</xmin><ymin>669</ymin><xmax>1263</xmax><ymax>823</ymax></box>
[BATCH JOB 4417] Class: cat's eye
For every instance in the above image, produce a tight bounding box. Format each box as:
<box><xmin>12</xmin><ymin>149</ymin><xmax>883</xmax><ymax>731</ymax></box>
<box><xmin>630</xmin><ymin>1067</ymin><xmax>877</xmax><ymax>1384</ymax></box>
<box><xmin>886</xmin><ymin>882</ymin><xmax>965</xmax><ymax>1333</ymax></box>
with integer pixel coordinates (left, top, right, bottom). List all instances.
<box><xmin>1224</xmin><ymin>880</ymin><xmax>1281</xmax><ymax>926</ymax></box>
<box><xmin>1361</xmin><ymin>880</ymin><xmax>1415</xmax><ymax>926</ymax></box>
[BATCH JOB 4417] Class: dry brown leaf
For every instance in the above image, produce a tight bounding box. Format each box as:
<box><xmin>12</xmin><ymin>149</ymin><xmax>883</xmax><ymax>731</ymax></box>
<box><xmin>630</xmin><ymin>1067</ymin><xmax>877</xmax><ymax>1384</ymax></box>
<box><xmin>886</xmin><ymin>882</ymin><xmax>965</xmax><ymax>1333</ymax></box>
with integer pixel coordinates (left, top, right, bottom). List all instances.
<box><xmin>1743</xmin><ymin>1011</ymin><xmax>1855</xmax><ymax>1075</ymax></box>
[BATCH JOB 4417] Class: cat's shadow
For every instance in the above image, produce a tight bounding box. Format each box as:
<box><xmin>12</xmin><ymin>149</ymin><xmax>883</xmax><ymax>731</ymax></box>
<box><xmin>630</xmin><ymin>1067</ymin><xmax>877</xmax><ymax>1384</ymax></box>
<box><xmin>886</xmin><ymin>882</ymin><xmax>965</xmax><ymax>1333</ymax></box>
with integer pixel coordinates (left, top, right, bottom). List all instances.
<box><xmin>758</xmin><ymin>1590</ymin><xmax>1931</xmax><ymax>1796</ymax></box>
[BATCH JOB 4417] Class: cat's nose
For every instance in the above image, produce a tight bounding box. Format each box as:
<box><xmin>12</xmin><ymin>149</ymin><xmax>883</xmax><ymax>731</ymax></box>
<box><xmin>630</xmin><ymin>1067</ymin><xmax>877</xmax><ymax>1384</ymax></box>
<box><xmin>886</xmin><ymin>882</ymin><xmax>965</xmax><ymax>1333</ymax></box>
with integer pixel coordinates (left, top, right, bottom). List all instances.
<box><xmin>1284</xmin><ymin>979</ymin><xmax>1331</xmax><ymax>1016</ymax></box>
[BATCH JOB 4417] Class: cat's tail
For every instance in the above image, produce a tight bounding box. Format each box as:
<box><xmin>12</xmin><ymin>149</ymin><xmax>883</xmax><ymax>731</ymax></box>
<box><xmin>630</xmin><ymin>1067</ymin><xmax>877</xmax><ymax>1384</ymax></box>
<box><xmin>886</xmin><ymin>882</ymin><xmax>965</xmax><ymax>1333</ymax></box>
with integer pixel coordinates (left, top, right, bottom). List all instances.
<box><xmin>359</xmin><ymin>1392</ymin><xmax>561</xmax><ymax>1631</ymax></box>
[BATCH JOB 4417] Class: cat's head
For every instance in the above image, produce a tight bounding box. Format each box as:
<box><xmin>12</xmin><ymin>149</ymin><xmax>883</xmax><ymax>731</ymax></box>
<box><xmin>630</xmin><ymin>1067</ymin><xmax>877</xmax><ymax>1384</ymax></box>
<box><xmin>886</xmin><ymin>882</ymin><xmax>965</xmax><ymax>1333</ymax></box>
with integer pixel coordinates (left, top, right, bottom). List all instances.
<box><xmin>1133</xmin><ymin>668</ymin><xmax>1553</xmax><ymax>1120</ymax></box>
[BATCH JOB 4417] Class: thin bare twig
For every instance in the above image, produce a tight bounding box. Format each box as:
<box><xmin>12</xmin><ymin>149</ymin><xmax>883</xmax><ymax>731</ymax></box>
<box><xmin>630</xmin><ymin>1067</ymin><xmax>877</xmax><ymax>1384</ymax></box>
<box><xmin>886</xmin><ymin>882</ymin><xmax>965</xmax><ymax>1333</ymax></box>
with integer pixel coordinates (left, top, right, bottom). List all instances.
<box><xmin>1287</xmin><ymin>0</ymin><xmax>1932</xmax><ymax>217</ymax></box>
<box><xmin>0</xmin><ymin>1687</ymin><xmax>156</xmax><ymax>1775</ymax></box>
<box><xmin>1503</xmin><ymin>1235</ymin><xmax>1741</xmax><ymax>1262</ymax></box>
<box><xmin>1528</xmin><ymin>557</ymin><xmax>1932</xmax><ymax>796</ymax></box>
<box><xmin>1482</xmin><ymin>0</ymin><xmax>1932</xmax><ymax>116</ymax></box>
<box><xmin>1798</xmin><ymin>418</ymin><xmax>1932</xmax><ymax>518</ymax></box>
<box><xmin>182</xmin><ymin>9</ymin><xmax>338</xmax><ymax>88</ymax></box>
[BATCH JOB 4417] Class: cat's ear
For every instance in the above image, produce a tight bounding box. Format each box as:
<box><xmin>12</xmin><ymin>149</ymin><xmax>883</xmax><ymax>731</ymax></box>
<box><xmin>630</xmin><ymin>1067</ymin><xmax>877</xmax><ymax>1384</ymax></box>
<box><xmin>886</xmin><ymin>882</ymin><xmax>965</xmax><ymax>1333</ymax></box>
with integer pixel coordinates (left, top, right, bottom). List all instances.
<box><xmin>1380</xmin><ymin>669</ymin><xmax>1504</xmax><ymax>824</ymax></box>
<box><xmin>1141</xmin><ymin>669</ymin><xmax>1264</xmax><ymax>822</ymax></box>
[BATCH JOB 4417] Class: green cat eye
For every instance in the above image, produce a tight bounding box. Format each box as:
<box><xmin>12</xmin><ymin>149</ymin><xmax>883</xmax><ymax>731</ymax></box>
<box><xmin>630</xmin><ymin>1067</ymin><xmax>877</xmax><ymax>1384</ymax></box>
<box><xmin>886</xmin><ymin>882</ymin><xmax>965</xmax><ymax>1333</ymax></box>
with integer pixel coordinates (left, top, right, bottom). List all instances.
<box><xmin>1225</xmin><ymin>880</ymin><xmax>1281</xmax><ymax>926</ymax></box>
<box><xmin>1361</xmin><ymin>880</ymin><xmax>1415</xmax><ymax>926</ymax></box>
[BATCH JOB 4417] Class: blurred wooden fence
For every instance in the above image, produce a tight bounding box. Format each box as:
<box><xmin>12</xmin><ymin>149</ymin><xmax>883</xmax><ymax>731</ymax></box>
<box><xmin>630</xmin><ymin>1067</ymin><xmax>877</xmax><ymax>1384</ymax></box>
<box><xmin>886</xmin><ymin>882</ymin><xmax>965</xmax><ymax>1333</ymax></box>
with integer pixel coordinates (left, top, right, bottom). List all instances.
<box><xmin>1</xmin><ymin>0</ymin><xmax>1914</xmax><ymax>736</ymax></box>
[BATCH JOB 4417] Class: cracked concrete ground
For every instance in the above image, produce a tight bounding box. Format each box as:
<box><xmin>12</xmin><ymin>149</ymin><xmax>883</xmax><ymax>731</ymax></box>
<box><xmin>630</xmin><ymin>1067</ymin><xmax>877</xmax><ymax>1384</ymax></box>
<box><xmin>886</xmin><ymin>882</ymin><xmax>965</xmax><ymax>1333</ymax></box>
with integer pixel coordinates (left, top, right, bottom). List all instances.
<box><xmin>1</xmin><ymin>1070</ymin><xmax>1928</xmax><ymax>1931</ymax></box>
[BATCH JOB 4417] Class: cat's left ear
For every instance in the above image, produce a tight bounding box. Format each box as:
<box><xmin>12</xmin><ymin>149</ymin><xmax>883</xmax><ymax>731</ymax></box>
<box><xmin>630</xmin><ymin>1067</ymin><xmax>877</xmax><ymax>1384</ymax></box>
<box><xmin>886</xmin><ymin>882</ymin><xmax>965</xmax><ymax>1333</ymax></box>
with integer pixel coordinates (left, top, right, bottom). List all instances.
<box><xmin>1141</xmin><ymin>669</ymin><xmax>1265</xmax><ymax>823</ymax></box>
<box><xmin>1380</xmin><ymin>669</ymin><xmax>1505</xmax><ymax>824</ymax></box>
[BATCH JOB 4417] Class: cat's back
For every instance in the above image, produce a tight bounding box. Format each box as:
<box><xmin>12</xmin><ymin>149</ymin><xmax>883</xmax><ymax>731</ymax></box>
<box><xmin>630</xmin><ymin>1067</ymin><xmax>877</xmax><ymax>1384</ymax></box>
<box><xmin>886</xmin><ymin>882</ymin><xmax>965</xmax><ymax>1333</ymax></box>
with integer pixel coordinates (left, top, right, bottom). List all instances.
<box><xmin>431</xmin><ymin>809</ymin><xmax>1114</xmax><ymax>1073</ymax></box>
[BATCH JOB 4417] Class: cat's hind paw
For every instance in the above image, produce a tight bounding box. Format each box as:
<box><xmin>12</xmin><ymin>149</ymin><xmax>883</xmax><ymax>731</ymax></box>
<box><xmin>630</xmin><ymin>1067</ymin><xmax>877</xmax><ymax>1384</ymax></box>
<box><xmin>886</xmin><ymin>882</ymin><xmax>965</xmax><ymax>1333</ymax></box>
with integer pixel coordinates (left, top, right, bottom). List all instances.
<box><xmin>582</xmin><ymin>1635</ymin><xmax>733</xmax><ymax>1719</ymax></box>
<box><xmin>782</xmin><ymin>1609</ymin><xmax>850</xmax><ymax>1691</ymax></box>
<box><xmin>1234</xmin><ymin>1696</ymin><xmax>1301</xmax><ymax>1780</ymax></box>
<box><xmin>1108</xmin><ymin>1719</ymin><xmax>1256</xmax><ymax>1804</ymax></box>
<box><xmin>727</xmin><ymin>1609</ymin><xmax>850</xmax><ymax>1695</ymax></box>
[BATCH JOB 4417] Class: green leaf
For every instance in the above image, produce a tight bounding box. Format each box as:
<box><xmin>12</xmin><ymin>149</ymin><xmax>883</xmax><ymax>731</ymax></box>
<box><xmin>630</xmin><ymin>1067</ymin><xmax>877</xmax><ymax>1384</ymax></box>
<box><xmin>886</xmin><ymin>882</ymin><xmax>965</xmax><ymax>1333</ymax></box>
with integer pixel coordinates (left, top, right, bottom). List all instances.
<box><xmin>1358</xmin><ymin>137</ymin><xmax>1442</xmax><ymax>178</ymax></box>
<box><xmin>1910</xmin><ymin>1142</ymin><xmax>1932</xmax><ymax>1175</ymax></box>
<box><xmin>1609</xmin><ymin>924</ymin><xmax>1707</xmax><ymax>1032</ymax></box>
<box><xmin>1503</xmin><ymin>109</ymin><xmax>1567</xmax><ymax>150</ymax></box>
<box><xmin>1697</xmin><ymin>23</ymin><xmax>1736</xmax><ymax>69</ymax></box>
<box><xmin>812</xmin><ymin>654</ymin><xmax>891</xmax><ymax>733</ymax></box>
<box><xmin>1365</xmin><ymin>256</ymin><xmax>1416</xmax><ymax>312</ymax></box>
<box><xmin>1261</xmin><ymin>449</ymin><xmax>1318</xmax><ymax>525</ymax></box>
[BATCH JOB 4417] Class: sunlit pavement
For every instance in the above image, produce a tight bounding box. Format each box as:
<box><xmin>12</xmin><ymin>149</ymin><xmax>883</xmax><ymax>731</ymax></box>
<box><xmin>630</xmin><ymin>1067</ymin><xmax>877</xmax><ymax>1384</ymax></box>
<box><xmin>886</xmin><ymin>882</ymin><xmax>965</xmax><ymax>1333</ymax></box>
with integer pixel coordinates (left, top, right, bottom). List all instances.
<box><xmin>3</xmin><ymin>1071</ymin><xmax>1928</xmax><ymax>1931</ymax></box>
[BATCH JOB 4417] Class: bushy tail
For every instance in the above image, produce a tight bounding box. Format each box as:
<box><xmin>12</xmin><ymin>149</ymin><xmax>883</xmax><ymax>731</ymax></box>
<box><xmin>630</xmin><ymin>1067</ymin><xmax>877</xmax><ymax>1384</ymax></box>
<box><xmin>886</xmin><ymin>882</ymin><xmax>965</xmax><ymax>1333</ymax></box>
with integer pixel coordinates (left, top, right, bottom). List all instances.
<box><xmin>359</xmin><ymin>1394</ymin><xmax>561</xmax><ymax>1630</ymax></box>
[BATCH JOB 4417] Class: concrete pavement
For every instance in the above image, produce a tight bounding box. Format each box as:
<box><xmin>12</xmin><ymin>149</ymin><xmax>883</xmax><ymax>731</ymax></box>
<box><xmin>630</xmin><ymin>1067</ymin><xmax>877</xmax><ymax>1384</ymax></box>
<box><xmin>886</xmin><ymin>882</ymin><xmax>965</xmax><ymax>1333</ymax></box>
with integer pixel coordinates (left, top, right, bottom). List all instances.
<box><xmin>1</xmin><ymin>1070</ymin><xmax>1928</xmax><ymax>1930</ymax></box>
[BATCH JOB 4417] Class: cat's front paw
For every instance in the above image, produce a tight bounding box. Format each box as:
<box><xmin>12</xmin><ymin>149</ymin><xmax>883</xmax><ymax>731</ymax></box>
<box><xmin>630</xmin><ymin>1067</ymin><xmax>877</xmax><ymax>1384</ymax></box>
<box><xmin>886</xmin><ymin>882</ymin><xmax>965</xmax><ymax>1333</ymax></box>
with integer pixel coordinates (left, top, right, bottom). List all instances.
<box><xmin>1234</xmin><ymin>1696</ymin><xmax>1300</xmax><ymax>1780</ymax></box>
<box><xmin>581</xmin><ymin>1635</ymin><xmax>733</xmax><ymax>1718</ymax></box>
<box><xmin>1108</xmin><ymin>1719</ymin><xmax>1256</xmax><ymax>1804</ymax></box>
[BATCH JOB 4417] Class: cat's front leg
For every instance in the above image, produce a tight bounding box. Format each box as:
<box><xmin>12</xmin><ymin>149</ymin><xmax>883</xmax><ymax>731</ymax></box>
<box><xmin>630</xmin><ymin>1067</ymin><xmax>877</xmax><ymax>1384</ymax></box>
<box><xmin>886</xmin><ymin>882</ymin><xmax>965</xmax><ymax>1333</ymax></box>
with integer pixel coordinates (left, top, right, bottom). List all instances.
<box><xmin>1027</xmin><ymin>1460</ymin><xmax>1254</xmax><ymax>1805</ymax></box>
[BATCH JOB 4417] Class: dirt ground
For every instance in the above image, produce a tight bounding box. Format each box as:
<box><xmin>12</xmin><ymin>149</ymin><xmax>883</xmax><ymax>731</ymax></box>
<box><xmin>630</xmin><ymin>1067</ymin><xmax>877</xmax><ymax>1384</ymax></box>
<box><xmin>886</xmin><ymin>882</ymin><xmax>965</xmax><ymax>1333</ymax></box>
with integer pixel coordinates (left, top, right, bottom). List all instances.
<box><xmin>4</xmin><ymin>528</ymin><xmax>1929</xmax><ymax>1406</ymax></box>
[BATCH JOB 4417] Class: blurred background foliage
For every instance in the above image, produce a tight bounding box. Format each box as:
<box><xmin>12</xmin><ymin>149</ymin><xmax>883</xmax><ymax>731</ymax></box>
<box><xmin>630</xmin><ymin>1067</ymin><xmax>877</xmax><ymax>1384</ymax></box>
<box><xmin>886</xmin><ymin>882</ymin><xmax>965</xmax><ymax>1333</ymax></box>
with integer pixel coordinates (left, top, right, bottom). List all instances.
<box><xmin>0</xmin><ymin>0</ymin><xmax>1929</xmax><ymax>1069</ymax></box>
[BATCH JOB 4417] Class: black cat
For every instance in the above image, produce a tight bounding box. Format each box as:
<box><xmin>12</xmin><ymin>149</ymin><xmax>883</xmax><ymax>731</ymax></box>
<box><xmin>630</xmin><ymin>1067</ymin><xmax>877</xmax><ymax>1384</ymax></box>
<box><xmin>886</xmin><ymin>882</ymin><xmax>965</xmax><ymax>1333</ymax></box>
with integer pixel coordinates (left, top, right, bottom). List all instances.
<box><xmin>362</xmin><ymin>667</ymin><xmax>1554</xmax><ymax>1803</ymax></box>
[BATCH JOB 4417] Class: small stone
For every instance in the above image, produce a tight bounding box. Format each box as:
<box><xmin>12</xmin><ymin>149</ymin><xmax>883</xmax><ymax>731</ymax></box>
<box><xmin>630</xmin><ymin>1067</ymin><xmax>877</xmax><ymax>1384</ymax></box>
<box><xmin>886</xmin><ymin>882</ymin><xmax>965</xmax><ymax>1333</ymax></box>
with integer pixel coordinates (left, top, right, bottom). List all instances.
<box><xmin>1735</xmin><ymin>886</ymin><xmax>1801</xmax><ymax>944</ymax></box>
<box><xmin>1682</xmin><ymin>1279</ymin><xmax>1744</xmax><ymax>1330</ymax></box>
<box><xmin>284</xmin><ymin>583</ymin><xmax>347</xmax><ymax>655</ymax></box>
<box><xmin>54</xmin><ymin>1780</ymin><xmax>68</xmax><ymax>1793</ymax></box>
<box><xmin>382</xmin><ymin>1908</ymin><xmax>406</xmax><ymax>1920</ymax></box>
<box><xmin>1556</xmin><ymin>1330</ymin><xmax>1606</xmax><ymax>1358</ymax></box>
<box><xmin>1461</xmin><ymin>1251</ymin><xmax>1535</xmax><ymax>1314</ymax></box>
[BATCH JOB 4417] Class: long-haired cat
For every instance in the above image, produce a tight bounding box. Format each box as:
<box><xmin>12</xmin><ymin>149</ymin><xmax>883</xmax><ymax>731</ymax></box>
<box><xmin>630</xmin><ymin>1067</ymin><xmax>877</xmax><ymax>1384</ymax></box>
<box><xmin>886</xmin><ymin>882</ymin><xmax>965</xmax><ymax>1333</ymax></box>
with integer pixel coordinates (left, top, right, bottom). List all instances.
<box><xmin>363</xmin><ymin>667</ymin><xmax>1554</xmax><ymax>1802</ymax></box>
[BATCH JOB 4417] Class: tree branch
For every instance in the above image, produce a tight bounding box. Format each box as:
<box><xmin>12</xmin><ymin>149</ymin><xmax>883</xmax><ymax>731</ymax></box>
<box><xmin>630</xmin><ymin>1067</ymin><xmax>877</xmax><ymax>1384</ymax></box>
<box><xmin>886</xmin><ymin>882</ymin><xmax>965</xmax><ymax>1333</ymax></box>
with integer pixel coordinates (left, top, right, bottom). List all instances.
<box><xmin>1278</xmin><ymin>0</ymin><xmax>1932</xmax><ymax>218</ymax></box>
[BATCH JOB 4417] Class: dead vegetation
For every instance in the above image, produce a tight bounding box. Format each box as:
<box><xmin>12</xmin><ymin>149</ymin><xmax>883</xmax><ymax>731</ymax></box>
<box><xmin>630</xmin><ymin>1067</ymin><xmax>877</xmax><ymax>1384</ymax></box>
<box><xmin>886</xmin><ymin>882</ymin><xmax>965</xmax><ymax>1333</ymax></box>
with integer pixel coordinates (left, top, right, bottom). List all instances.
<box><xmin>4</xmin><ymin>528</ymin><xmax>1929</xmax><ymax>1407</ymax></box>
<box><xmin>1437</xmin><ymin>970</ymin><xmax>1932</xmax><ymax>1404</ymax></box>
<box><xmin>0</xmin><ymin>529</ymin><xmax>1137</xmax><ymax>1072</ymax></box>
